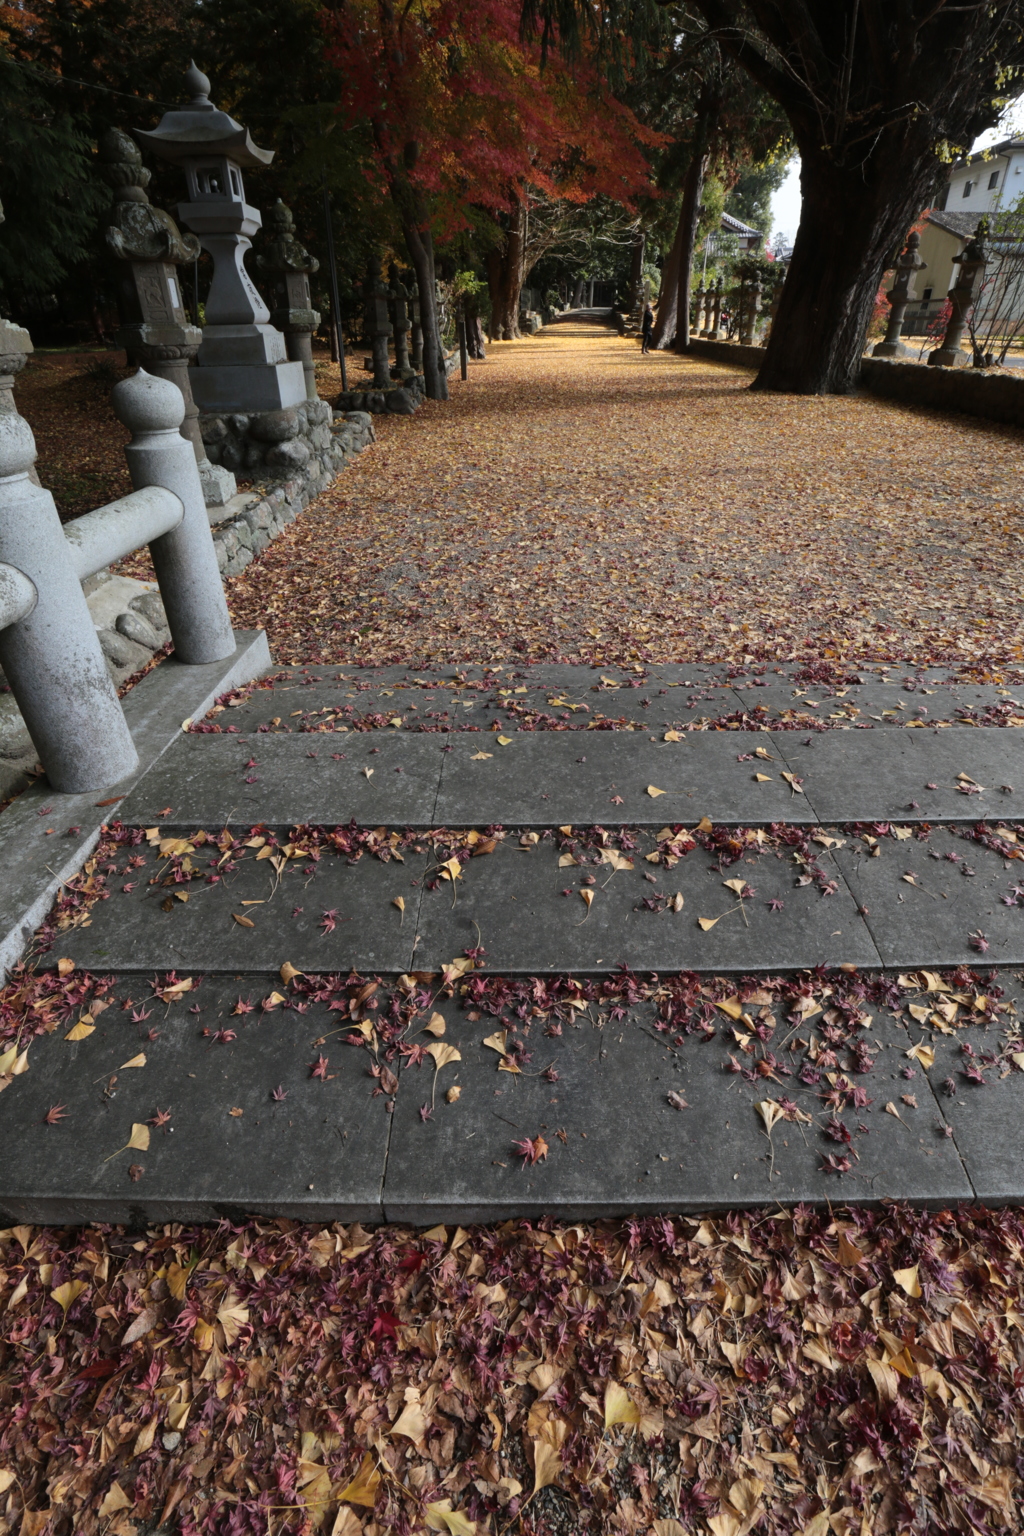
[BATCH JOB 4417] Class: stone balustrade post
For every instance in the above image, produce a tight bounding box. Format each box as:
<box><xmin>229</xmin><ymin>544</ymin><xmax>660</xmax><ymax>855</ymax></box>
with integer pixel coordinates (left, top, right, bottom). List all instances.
<box><xmin>112</xmin><ymin>370</ymin><xmax>235</xmax><ymax>664</ymax></box>
<box><xmin>929</xmin><ymin>220</ymin><xmax>988</xmax><ymax>368</ymax></box>
<box><xmin>257</xmin><ymin>199</ymin><xmax>321</xmax><ymax>401</ymax></box>
<box><xmin>0</xmin><ymin>414</ymin><xmax>139</xmax><ymax>791</ymax></box>
<box><xmin>873</xmin><ymin>231</ymin><xmax>927</xmax><ymax>359</ymax></box>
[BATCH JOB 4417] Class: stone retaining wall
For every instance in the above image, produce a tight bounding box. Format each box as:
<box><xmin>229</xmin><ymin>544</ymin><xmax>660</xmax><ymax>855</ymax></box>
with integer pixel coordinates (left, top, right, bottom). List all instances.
<box><xmin>208</xmin><ymin>410</ymin><xmax>375</xmax><ymax>578</ymax></box>
<box><xmin>684</xmin><ymin>338</ymin><xmax>766</xmax><ymax>369</ymax></box>
<box><xmin>859</xmin><ymin>356</ymin><xmax>1024</xmax><ymax>427</ymax></box>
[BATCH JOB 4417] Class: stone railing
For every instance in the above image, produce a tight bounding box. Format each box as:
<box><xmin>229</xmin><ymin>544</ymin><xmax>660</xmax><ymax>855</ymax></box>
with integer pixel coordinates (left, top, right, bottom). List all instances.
<box><xmin>0</xmin><ymin>370</ymin><xmax>235</xmax><ymax>793</ymax></box>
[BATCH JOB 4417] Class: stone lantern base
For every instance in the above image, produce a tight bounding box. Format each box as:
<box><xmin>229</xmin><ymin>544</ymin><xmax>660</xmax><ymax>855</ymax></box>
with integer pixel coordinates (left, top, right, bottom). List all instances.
<box><xmin>192</xmin><ymin>324</ymin><xmax>307</xmax><ymax>413</ymax></box>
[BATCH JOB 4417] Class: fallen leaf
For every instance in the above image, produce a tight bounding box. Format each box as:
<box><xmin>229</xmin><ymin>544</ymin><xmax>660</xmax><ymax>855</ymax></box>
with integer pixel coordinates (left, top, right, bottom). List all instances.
<box><xmin>698</xmin><ymin>915</ymin><xmax>721</xmax><ymax>931</ymax></box>
<box><xmin>756</xmin><ymin>1100</ymin><xmax>784</xmax><ymax>1133</ymax></box>
<box><xmin>393</xmin><ymin>896</ymin><xmax>405</xmax><ymax>913</ymax></box>
<box><xmin>893</xmin><ymin>1264</ymin><xmax>922</xmax><ymax>1297</ymax></box>
<box><xmin>122</xmin><ymin>1306</ymin><xmax>158</xmax><ymax>1346</ymax></box>
<box><xmin>424</xmin><ymin>1013</ymin><xmax>446</xmax><ymax>1036</ymax></box>
<box><xmin>646</xmin><ymin>784</ymin><xmax>666</xmax><ymax>797</ymax></box>
<box><xmin>64</xmin><ymin>1021</ymin><xmax>95</xmax><ymax>1041</ymax></box>
<box><xmin>667</xmin><ymin>1090</ymin><xmax>689</xmax><ymax>1109</ymax></box>
<box><xmin>531</xmin><ymin>1438</ymin><xmax>562</xmax><ymax>1494</ymax></box>
<box><xmin>425</xmin><ymin>1501</ymin><xmax>476</xmax><ymax>1535</ymax></box>
<box><xmin>446</xmin><ymin>1085</ymin><xmax>462</xmax><ymax>1103</ymax></box>
<box><xmin>56</xmin><ymin>958</ymin><xmax>74</xmax><ymax>976</ymax></box>
<box><xmin>391</xmin><ymin>1399</ymin><xmax>428</xmax><ymax>1448</ymax></box>
<box><xmin>426</xmin><ymin>1042</ymin><xmax>462</xmax><ymax>1071</ymax></box>
<box><xmin>228</xmin><ymin>1107</ymin><xmax>244</xmax><ymax>1118</ymax></box>
<box><xmin>280</xmin><ymin>962</ymin><xmax>303</xmax><ymax>984</ymax></box>
<box><xmin>906</xmin><ymin>1042</ymin><xmax>935</xmax><ymax>1070</ymax></box>
<box><xmin>232</xmin><ymin>913</ymin><xmax>255</xmax><ymax>928</ymax></box>
<box><xmin>483</xmin><ymin>1030</ymin><xmax>508</xmax><ymax>1053</ymax></box>
<box><xmin>696</xmin><ymin>816</ymin><xmax>713</xmax><ymax>832</ymax></box>
<box><xmin>884</xmin><ymin>1101</ymin><xmax>908</xmax><ymax>1126</ymax></box>
<box><xmin>496</xmin><ymin>735</ymin><xmax>512</xmax><ymax>745</ymax></box>
<box><xmin>470</xmin><ymin>751</ymin><xmax>492</xmax><ymax>760</ymax></box>
<box><xmin>98</xmin><ymin>1482</ymin><xmax>130</xmax><ymax>1517</ymax></box>
<box><xmin>103</xmin><ymin>1123</ymin><xmax>150</xmax><ymax>1163</ymax></box>
<box><xmin>604</xmin><ymin>1380</ymin><xmax>641</xmax><ymax>1428</ymax></box>
<box><xmin>664</xmin><ymin>730</ymin><xmax>682</xmax><ymax>741</ymax></box>
<box><xmin>780</xmin><ymin>772</ymin><xmax>804</xmax><ymax>794</ymax></box>
<box><xmin>754</xmin><ymin>747</ymin><xmax>773</xmax><ymax>760</ymax></box>
<box><xmin>51</xmin><ymin>1278</ymin><xmax>87</xmax><ymax>1312</ymax></box>
<box><xmin>580</xmin><ymin>888</ymin><xmax>594</xmax><ymax>908</ymax></box>
<box><xmin>754</xmin><ymin>772</ymin><xmax>773</xmax><ymax>782</ymax></box>
<box><xmin>337</xmin><ymin>1451</ymin><xmax>380</xmax><ymax>1507</ymax></box>
<box><xmin>119</xmin><ymin>1053</ymin><xmax>147</xmax><ymax>1070</ymax></box>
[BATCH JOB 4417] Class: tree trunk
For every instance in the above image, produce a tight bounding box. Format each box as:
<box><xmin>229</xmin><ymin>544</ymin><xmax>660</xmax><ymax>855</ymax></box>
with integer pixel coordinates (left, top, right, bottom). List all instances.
<box><xmin>651</xmin><ymin>206</ymin><xmax>684</xmax><ymax>349</ymax></box>
<box><xmin>752</xmin><ymin>147</ymin><xmax>941</xmax><ymax>394</ymax></box>
<box><xmin>486</xmin><ymin>205</ymin><xmax>527</xmax><ymax>339</ymax></box>
<box><xmin>404</xmin><ymin>220</ymin><xmax>448</xmax><ymax>401</ymax></box>
<box><xmin>571</xmin><ymin>277</ymin><xmax>585</xmax><ymax>307</ymax></box>
<box><xmin>671</xmin><ymin>150</ymin><xmax>708</xmax><ymax>354</ymax></box>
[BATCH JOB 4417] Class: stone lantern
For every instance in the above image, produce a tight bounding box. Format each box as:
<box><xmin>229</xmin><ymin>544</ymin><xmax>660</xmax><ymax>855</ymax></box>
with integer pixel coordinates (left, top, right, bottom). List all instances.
<box><xmin>873</xmin><ymin>231</ymin><xmax>927</xmax><ymax>358</ymax></box>
<box><xmin>363</xmin><ymin>261</ymin><xmax>392</xmax><ymax>388</ymax></box>
<box><xmin>929</xmin><ymin>220</ymin><xmax>988</xmax><ymax>368</ymax></box>
<box><xmin>738</xmin><ymin>274</ymin><xmax>762</xmax><ymax>345</ymax></box>
<box><xmin>257</xmin><ymin>199</ymin><xmax>320</xmax><ymax>401</ymax></box>
<box><xmin>692</xmin><ymin>281</ymin><xmax>706</xmax><ymax>336</ymax></box>
<box><xmin>388</xmin><ymin>264</ymin><xmax>414</xmax><ymax>379</ymax></box>
<box><xmin>133</xmin><ymin>62</ymin><xmax>305</xmax><ymax>413</ymax></box>
<box><xmin>98</xmin><ymin>127</ymin><xmax>236</xmax><ymax>507</ymax></box>
<box><xmin>408</xmin><ymin>281</ymin><xmax>424</xmax><ymax>373</ymax></box>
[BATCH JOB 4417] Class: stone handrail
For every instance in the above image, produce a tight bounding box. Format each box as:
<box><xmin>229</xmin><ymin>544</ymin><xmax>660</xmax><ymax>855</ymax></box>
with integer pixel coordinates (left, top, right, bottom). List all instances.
<box><xmin>64</xmin><ymin>486</ymin><xmax>183</xmax><ymax>581</ymax></box>
<box><xmin>0</xmin><ymin>369</ymin><xmax>236</xmax><ymax>793</ymax></box>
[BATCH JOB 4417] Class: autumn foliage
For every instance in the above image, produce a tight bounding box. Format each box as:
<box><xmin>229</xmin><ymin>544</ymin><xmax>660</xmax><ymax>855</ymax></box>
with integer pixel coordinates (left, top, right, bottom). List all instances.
<box><xmin>323</xmin><ymin>0</ymin><xmax>658</xmax><ymax>228</ymax></box>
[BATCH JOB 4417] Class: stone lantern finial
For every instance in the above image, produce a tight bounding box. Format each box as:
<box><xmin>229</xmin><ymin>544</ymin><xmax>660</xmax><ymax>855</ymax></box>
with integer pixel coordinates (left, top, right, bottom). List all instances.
<box><xmin>184</xmin><ymin>61</ymin><xmax>213</xmax><ymax>108</ymax></box>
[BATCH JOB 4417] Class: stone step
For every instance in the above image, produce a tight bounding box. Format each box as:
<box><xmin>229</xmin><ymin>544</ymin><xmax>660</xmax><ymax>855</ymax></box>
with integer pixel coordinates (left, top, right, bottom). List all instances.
<box><xmin>54</xmin><ymin>817</ymin><xmax>1023</xmax><ymax>975</ymax></box>
<box><xmin>204</xmin><ymin>663</ymin><xmax>1022</xmax><ymax>736</ymax></box>
<box><xmin>3</xmin><ymin>969</ymin><xmax>1018</xmax><ymax>1225</ymax></box>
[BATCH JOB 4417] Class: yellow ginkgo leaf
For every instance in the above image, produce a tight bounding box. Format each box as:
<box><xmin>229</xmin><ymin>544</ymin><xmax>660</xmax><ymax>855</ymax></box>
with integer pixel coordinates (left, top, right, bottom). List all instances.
<box><xmin>337</xmin><ymin>1452</ymin><xmax>380</xmax><ymax>1508</ymax></box>
<box><xmin>426</xmin><ymin>1042</ymin><xmax>462</xmax><ymax>1071</ymax></box>
<box><xmin>646</xmin><ymin>785</ymin><xmax>666</xmax><ymax>797</ymax></box>
<box><xmin>51</xmin><ymin>1278</ymin><xmax>87</xmax><ymax>1312</ymax></box>
<box><xmin>496</xmin><ymin>735</ymin><xmax>513</xmax><ymax>746</ymax></box>
<box><xmin>64</xmin><ymin>1021</ymin><xmax>95</xmax><ymax>1041</ymax></box>
<box><xmin>119</xmin><ymin>1053</ymin><xmax>147</xmax><ymax>1070</ymax></box>
<box><xmin>604</xmin><ymin>1381</ymin><xmax>641</xmax><ymax>1428</ymax></box>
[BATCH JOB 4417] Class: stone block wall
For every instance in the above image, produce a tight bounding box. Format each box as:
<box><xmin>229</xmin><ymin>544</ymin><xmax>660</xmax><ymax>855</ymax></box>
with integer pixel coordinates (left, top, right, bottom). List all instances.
<box><xmin>859</xmin><ymin>356</ymin><xmax>1024</xmax><ymax>427</ymax></box>
<box><xmin>208</xmin><ymin>410</ymin><xmax>375</xmax><ymax>579</ymax></box>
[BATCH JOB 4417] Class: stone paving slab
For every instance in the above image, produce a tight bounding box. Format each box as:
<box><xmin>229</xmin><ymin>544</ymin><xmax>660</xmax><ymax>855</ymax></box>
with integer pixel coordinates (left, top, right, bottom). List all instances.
<box><xmin>5</xmin><ymin>972</ymin><xmax>1002</xmax><ymax>1224</ymax></box>
<box><xmin>787</xmin><ymin>727</ymin><xmax>1021</xmax><ymax>824</ymax></box>
<box><xmin>382</xmin><ymin>1000</ymin><xmax>973</xmax><ymax>1222</ymax></box>
<box><xmin>51</xmin><ymin>840</ymin><xmax>427</xmax><ymax>976</ymax></box>
<box><xmin>0</xmin><ymin>629</ymin><xmax>271</xmax><ymax>984</ymax></box>
<box><xmin>0</xmin><ymin>976</ymin><xmax>390</xmax><ymax>1224</ymax></box>
<box><xmin>832</xmin><ymin>828</ymin><xmax>1024</xmax><ymax>967</ymax></box>
<box><xmin>115</xmin><ymin>731</ymin><xmax>448</xmax><ymax>828</ymax></box>
<box><xmin>409</xmin><ymin>835</ymin><xmax>879</xmax><ymax>973</ymax></box>
<box><xmin>433</xmin><ymin>731</ymin><xmax>814</xmax><ymax>827</ymax></box>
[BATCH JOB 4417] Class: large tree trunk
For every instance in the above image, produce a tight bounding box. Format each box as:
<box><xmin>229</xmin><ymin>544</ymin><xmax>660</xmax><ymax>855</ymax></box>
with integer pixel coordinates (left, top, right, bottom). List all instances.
<box><xmin>752</xmin><ymin>145</ymin><xmax>941</xmax><ymax>394</ymax></box>
<box><xmin>651</xmin><ymin>205</ymin><xmax>684</xmax><ymax>349</ymax></box>
<box><xmin>672</xmin><ymin>91</ymin><xmax>718</xmax><ymax>354</ymax></box>
<box><xmin>487</xmin><ymin>204</ymin><xmax>527</xmax><ymax>339</ymax></box>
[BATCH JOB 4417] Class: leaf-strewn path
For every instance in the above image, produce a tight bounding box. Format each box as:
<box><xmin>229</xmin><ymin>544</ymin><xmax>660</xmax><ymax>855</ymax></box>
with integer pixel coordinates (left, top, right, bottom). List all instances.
<box><xmin>228</xmin><ymin>325</ymin><xmax>1024</xmax><ymax>675</ymax></box>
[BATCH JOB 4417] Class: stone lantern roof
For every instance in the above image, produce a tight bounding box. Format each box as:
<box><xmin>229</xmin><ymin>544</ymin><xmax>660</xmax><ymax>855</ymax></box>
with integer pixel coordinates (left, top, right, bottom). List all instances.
<box><xmin>133</xmin><ymin>62</ymin><xmax>273</xmax><ymax>170</ymax></box>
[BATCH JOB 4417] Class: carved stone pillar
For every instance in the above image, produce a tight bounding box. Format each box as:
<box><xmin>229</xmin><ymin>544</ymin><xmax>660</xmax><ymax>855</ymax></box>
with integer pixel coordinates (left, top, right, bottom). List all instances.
<box><xmin>707</xmin><ymin>278</ymin><xmax>724</xmax><ymax>340</ymax></box>
<box><xmin>739</xmin><ymin>274</ymin><xmax>762</xmax><ymax>345</ymax></box>
<box><xmin>929</xmin><ymin>220</ymin><xmax>988</xmax><ymax>368</ymax></box>
<box><xmin>409</xmin><ymin>281</ymin><xmax>424</xmax><ymax>373</ymax></box>
<box><xmin>874</xmin><ymin>231</ymin><xmax>927</xmax><ymax>359</ymax></box>
<box><xmin>692</xmin><ymin>282</ymin><xmax>706</xmax><ymax>336</ymax></box>
<box><xmin>388</xmin><ymin>264</ymin><xmax>414</xmax><ymax>379</ymax></box>
<box><xmin>98</xmin><ymin>127</ymin><xmax>236</xmax><ymax>507</ymax></box>
<box><xmin>257</xmin><ymin>199</ymin><xmax>321</xmax><ymax>401</ymax></box>
<box><xmin>364</xmin><ymin>261</ymin><xmax>392</xmax><ymax>388</ymax></box>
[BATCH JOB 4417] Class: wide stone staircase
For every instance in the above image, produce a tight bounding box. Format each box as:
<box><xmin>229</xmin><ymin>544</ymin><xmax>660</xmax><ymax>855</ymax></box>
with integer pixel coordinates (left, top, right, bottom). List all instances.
<box><xmin>1</xmin><ymin>659</ymin><xmax>1022</xmax><ymax>1225</ymax></box>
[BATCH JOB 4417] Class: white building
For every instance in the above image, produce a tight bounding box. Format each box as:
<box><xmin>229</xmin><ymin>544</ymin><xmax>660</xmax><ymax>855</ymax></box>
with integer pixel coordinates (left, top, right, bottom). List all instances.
<box><xmin>941</xmin><ymin>138</ymin><xmax>1024</xmax><ymax>214</ymax></box>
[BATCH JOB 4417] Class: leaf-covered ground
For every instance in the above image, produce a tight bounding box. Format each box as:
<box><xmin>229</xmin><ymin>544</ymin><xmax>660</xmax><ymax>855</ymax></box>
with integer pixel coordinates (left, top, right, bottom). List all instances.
<box><xmin>6</xmin><ymin>330</ymin><xmax>1024</xmax><ymax>1535</ymax></box>
<box><xmin>15</xmin><ymin>351</ymin><xmax>132</xmax><ymax>524</ymax></box>
<box><xmin>229</xmin><ymin>327</ymin><xmax>1024</xmax><ymax>676</ymax></box>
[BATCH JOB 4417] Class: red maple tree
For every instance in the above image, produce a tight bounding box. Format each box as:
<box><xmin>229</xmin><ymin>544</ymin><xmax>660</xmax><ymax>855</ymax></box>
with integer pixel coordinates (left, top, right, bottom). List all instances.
<box><xmin>324</xmin><ymin>0</ymin><xmax>659</xmax><ymax>393</ymax></box>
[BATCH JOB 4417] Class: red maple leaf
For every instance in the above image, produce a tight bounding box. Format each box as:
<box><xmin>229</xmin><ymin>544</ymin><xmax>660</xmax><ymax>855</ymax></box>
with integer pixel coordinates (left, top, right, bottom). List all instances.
<box><xmin>513</xmin><ymin>1133</ymin><xmax>549</xmax><ymax>1166</ymax></box>
<box><xmin>310</xmin><ymin>1054</ymin><xmax>330</xmax><ymax>1080</ymax></box>
<box><xmin>44</xmin><ymin>1103</ymin><xmax>67</xmax><ymax>1124</ymax></box>
<box><xmin>370</xmin><ymin>1309</ymin><xmax>400</xmax><ymax>1341</ymax></box>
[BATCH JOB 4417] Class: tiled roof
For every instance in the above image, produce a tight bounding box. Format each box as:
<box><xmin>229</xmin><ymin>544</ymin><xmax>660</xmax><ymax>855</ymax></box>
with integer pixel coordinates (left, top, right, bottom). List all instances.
<box><xmin>926</xmin><ymin>210</ymin><xmax>983</xmax><ymax>239</ymax></box>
